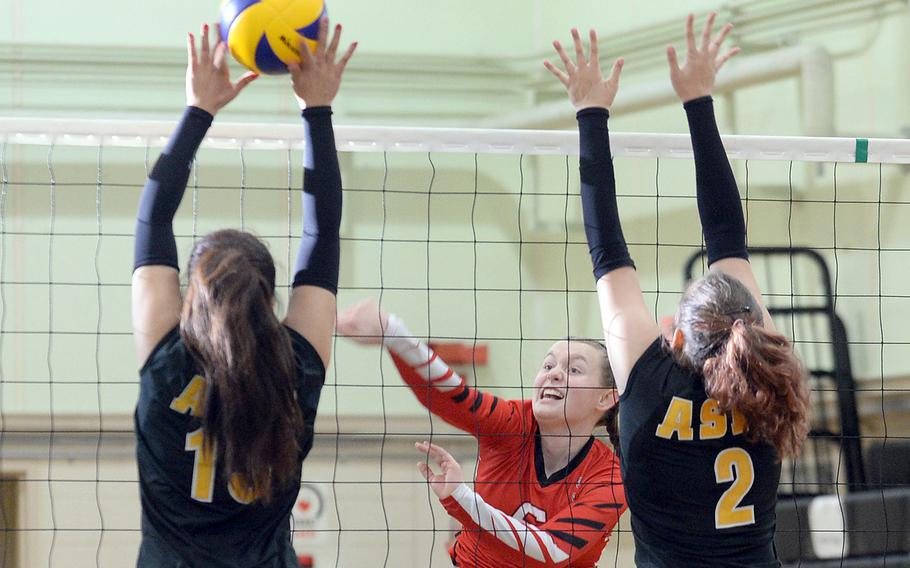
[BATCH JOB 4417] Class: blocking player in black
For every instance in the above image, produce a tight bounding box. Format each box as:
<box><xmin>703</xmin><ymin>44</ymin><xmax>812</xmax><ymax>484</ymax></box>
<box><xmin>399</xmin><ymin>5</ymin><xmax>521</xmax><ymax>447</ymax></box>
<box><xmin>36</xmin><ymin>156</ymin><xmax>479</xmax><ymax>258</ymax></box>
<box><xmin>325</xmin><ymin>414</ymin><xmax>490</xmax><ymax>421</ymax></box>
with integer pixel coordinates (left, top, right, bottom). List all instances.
<box><xmin>545</xmin><ymin>13</ymin><xmax>810</xmax><ymax>567</ymax></box>
<box><xmin>131</xmin><ymin>20</ymin><xmax>355</xmax><ymax>567</ymax></box>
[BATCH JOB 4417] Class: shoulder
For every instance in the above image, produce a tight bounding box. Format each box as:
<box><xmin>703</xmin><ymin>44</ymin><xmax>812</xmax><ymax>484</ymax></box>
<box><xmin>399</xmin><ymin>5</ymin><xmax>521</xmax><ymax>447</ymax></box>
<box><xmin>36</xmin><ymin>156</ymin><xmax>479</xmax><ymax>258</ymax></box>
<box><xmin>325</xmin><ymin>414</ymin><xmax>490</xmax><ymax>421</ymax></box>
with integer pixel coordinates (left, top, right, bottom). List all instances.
<box><xmin>136</xmin><ymin>327</ymin><xmax>198</xmax><ymax>423</ymax></box>
<box><xmin>478</xmin><ymin>399</ymin><xmax>534</xmax><ymax>452</ymax></box>
<box><xmin>517</xmin><ymin>399</ymin><xmax>537</xmax><ymax>433</ymax></box>
<box><xmin>485</xmin><ymin>397</ymin><xmax>534</xmax><ymax>432</ymax></box>
<box><xmin>621</xmin><ymin>337</ymin><xmax>693</xmax><ymax>402</ymax></box>
<box><xmin>587</xmin><ymin>439</ymin><xmax>622</xmax><ymax>478</ymax></box>
<box><xmin>583</xmin><ymin>441</ymin><xmax>626</xmax><ymax>505</ymax></box>
<box><xmin>139</xmin><ymin>325</ymin><xmax>188</xmax><ymax>378</ymax></box>
<box><xmin>629</xmin><ymin>336</ymin><xmax>672</xmax><ymax>375</ymax></box>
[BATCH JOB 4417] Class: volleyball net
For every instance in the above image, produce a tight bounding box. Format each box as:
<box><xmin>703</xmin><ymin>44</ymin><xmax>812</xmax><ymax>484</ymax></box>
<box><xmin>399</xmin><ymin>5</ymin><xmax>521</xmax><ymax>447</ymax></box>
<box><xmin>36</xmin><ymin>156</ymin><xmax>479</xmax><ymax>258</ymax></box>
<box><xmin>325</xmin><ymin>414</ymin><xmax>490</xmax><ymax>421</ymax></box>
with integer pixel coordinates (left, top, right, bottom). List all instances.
<box><xmin>1</xmin><ymin>118</ymin><xmax>909</xmax><ymax>567</ymax></box>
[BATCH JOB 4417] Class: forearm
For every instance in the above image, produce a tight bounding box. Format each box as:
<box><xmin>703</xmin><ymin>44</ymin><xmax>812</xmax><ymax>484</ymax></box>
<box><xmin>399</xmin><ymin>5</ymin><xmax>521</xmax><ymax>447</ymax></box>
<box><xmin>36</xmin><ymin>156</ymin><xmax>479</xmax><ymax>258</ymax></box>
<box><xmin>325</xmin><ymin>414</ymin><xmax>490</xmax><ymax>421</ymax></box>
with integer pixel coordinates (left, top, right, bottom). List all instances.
<box><xmin>444</xmin><ymin>481</ymin><xmax>624</xmax><ymax>566</ymax></box>
<box><xmin>292</xmin><ymin>106</ymin><xmax>342</xmax><ymax>293</ymax></box>
<box><xmin>386</xmin><ymin>315</ymin><xmax>517</xmax><ymax>437</ymax></box>
<box><xmin>134</xmin><ymin>106</ymin><xmax>213</xmax><ymax>271</ymax></box>
<box><xmin>578</xmin><ymin>108</ymin><xmax>634</xmax><ymax>280</ymax></box>
<box><xmin>385</xmin><ymin>314</ymin><xmax>461</xmax><ymax>392</ymax></box>
<box><xmin>684</xmin><ymin>96</ymin><xmax>747</xmax><ymax>265</ymax></box>
<box><xmin>442</xmin><ymin>484</ymin><xmax>573</xmax><ymax>566</ymax></box>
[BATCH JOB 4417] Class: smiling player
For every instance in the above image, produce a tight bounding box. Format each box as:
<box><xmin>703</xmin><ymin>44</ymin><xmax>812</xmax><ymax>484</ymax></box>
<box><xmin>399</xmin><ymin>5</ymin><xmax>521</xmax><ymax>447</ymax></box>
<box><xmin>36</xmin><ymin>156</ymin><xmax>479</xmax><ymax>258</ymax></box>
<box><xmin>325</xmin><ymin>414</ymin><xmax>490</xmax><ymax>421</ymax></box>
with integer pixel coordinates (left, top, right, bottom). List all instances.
<box><xmin>338</xmin><ymin>299</ymin><xmax>627</xmax><ymax>568</ymax></box>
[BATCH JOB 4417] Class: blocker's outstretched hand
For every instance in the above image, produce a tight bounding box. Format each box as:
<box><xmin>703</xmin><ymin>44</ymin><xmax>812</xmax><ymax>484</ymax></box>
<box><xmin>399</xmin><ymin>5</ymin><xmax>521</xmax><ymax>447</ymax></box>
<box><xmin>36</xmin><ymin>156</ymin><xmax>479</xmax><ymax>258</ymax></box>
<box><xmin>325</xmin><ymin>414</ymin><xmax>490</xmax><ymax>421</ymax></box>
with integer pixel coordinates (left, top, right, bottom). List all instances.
<box><xmin>415</xmin><ymin>441</ymin><xmax>464</xmax><ymax>500</ymax></box>
<box><xmin>289</xmin><ymin>18</ymin><xmax>358</xmax><ymax>109</ymax></box>
<box><xmin>544</xmin><ymin>28</ymin><xmax>624</xmax><ymax>112</ymax></box>
<box><xmin>667</xmin><ymin>12</ymin><xmax>740</xmax><ymax>103</ymax></box>
<box><xmin>186</xmin><ymin>23</ymin><xmax>258</xmax><ymax>116</ymax></box>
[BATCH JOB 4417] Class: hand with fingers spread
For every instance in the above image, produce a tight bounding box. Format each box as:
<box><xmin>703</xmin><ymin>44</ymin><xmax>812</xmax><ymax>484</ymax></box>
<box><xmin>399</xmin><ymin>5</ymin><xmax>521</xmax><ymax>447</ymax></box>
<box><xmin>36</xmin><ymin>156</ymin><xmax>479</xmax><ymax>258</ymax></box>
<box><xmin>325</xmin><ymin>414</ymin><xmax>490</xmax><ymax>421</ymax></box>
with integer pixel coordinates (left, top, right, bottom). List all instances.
<box><xmin>186</xmin><ymin>23</ymin><xmax>258</xmax><ymax>116</ymax></box>
<box><xmin>544</xmin><ymin>28</ymin><xmax>624</xmax><ymax>112</ymax></box>
<box><xmin>415</xmin><ymin>441</ymin><xmax>463</xmax><ymax>500</ymax></box>
<box><xmin>289</xmin><ymin>18</ymin><xmax>358</xmax><ymax>109</ymax></box>
<box><xmin>667</xmin><ymin>12</ymin><xmax>740</xmax><ymax>103</ymax></box>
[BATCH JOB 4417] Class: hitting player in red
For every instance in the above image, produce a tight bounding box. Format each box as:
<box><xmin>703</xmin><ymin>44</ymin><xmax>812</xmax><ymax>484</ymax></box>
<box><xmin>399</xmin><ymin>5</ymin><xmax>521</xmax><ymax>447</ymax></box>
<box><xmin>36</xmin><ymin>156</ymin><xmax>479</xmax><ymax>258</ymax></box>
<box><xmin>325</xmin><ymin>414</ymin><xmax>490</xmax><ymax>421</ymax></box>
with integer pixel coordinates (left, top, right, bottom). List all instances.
<box><xmin>338</xmin><ymin>300</ymin><xmax>627</xmax><ymax>568</ymax></box>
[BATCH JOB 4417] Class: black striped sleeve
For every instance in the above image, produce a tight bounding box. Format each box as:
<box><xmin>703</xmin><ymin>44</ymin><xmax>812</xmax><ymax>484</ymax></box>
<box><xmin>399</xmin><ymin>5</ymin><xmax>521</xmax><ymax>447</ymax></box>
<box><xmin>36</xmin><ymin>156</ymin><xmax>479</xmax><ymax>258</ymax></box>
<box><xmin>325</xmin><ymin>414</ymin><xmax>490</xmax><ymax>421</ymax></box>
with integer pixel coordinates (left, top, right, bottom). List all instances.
<box><xmin>547</xmin><ymin>529</ymin><xmax>588</xmax><ymax>549</ymax></box>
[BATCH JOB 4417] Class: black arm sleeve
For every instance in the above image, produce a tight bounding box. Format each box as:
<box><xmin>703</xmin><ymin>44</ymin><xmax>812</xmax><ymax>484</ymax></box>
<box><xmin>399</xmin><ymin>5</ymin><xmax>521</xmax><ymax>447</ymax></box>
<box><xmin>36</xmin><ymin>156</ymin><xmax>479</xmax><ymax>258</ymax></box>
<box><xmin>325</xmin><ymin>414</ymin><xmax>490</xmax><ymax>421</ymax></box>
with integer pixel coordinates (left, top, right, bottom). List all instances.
<box><xmin>134</xmin><ymin>106</ymin><xmax>213</xmax><ymax>271</ymax></box>
<box><xmin>578</xmin><ymin>107</ymin><xmax>635</xmax><ymax>280</ymax></box>
<box><xmin>292</xmin><ymin>106</ymin><xmax>342</xmax><ymax>294</ymax></box>
<box><xmin>684</xmin><ymin>96</ymin><xmax>748</xmax><ymax>265</ymax></box>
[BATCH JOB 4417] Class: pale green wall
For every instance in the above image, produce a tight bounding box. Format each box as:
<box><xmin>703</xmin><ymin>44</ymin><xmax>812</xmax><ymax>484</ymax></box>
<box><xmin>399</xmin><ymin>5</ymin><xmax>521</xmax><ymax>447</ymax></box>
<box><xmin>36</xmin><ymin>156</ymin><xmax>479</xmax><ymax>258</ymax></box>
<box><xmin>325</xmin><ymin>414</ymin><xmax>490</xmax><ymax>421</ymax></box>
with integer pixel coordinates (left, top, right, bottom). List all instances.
<box><xmin>4</xmin><ymin>0</ymin><xmax>718</xmax><ymax>52</ymax></box>
<box><xmin>4</xmin><ymin>0</ymin><xmax>539</xmax><ymax>53</ymax></box>
<box><xmin>2</xmin><ymin>0</ymin><xmax>909</xmax><ymax>414</ymax></box>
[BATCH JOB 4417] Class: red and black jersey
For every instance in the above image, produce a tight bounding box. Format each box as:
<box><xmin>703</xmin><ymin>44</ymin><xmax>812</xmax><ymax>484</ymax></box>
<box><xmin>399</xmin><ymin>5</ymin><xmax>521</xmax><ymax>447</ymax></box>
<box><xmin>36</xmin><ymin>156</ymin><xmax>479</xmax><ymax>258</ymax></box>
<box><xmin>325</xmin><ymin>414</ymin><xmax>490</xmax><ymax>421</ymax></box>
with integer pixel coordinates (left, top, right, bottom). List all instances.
<box><xmin>387</xmin><ymin>323</ymin><xmax>626</xmax><ymax>568</ymax></box>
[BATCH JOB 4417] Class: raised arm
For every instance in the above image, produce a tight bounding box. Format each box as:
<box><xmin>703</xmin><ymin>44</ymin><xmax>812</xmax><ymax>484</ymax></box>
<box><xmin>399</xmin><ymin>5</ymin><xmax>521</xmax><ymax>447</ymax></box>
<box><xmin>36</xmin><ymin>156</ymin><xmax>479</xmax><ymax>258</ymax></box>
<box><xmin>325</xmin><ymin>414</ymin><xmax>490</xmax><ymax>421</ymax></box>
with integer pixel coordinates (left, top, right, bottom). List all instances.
<box><xmin>283</xmin><ymin>19</ymin><xmax>358</xmax><ymax>367</ymax></box>
<box><xmin>545</xmin><ymin>29</ymin><xmax>659</xmax><ymax>393</ymax></box>
<box><xmin>667</xmin><ymin>14</ymin><xmax>775</xmax><ymax>331</ymax></box>
<box><xmin>337</xmin><ymin>299</ymin><xmax>525</xmax><ymax>439</ymax></box>
<box><xmin>418</xmin><ymin>442</ymin><xmax>626</xmax><ymax>567</ymax></box>
<box><xmin>131</xmin><ymin>23</ymin><xmax>257</xmax><ymax>365</ymax></box>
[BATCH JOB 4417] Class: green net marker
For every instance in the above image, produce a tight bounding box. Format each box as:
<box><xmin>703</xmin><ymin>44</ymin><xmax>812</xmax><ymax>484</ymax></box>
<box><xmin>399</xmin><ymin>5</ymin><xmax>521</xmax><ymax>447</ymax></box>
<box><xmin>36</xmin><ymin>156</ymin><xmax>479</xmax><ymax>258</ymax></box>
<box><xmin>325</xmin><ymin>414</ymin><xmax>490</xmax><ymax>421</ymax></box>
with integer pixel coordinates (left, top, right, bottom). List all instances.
<box><xmin>855</xmin><ymin>138</ymin><xmax>869</xmax><ymax>163</ymax></box>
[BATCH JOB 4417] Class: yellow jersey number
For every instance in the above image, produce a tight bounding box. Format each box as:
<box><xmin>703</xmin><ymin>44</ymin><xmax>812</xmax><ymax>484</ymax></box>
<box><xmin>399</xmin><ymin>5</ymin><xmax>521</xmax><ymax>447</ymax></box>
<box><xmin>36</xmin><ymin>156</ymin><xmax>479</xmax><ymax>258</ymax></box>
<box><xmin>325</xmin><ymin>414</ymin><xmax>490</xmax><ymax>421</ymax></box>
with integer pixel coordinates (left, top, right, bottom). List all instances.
<box><xmin>714</xmin><ymin>447</ymin><xmax>756</xmax><ymax>529</ymax></box>
<box><xmin>184</xmin><ymin>428</ymin><xmax>256</xmax><ymax>504</ymax></box>
<box><xmin>172</xmin><ymin>376</ymin><xmax>256</xmax><ymax>504</ymax></box>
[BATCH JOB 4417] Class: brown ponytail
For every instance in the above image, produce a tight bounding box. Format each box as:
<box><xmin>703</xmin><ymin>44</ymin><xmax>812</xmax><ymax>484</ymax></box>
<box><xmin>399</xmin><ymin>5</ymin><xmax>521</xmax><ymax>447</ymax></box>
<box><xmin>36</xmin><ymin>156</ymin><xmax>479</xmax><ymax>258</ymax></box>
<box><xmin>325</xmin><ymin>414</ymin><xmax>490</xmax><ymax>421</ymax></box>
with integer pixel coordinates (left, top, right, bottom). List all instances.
<box><xmin>674</xmin><ymin>271</ymin><xmax>810</xmax><ymax>460</ymax></box>
<box><xmin>181</xmin><ymin>229</ymin><xmax>304</xmax><ymax>502</ymax></box>
<box><xmin>703</xmin><ymin>320</ymin><xmax>809</xmax><ymax>459</ymax></box>
<box><xmin>601</xmin><ymin>405</ymin><xmax>620</xmax><ymax>452</ymax></box>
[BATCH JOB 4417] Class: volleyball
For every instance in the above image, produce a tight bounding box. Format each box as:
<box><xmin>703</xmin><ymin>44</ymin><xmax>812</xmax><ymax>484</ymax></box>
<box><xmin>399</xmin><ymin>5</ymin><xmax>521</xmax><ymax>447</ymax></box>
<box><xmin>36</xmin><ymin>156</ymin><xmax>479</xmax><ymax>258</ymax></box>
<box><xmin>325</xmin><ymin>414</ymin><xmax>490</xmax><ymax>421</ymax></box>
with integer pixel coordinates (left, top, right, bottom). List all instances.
<box><xmin>219</xmin><ymin>0</ymin><xmax>327</xmax><ymax>75</ymax></box>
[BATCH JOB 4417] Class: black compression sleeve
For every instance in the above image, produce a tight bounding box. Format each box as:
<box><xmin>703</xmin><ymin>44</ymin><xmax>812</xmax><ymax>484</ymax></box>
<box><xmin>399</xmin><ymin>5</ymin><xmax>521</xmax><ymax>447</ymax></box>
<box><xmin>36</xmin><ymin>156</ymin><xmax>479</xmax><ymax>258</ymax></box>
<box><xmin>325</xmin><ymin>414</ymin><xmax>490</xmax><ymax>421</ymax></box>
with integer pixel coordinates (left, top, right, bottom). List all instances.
<box><xmin>684</xmin><ymin>96</ymin><xmax>748</xmax><ymax>265</ymax></box>
<box><xmin>578</xmin><ymin>107</ymin><xmax>635</xmax><ymax>280</ymax></box>
<box><xmin>134</xmin><ymin>106</ymin><xmax>213</xmax><ymax>271</ymax></box>
<box><xmin>292</xmin><ymin>106</ymin><xmax>341</xmax><ymax>294</ymax></box>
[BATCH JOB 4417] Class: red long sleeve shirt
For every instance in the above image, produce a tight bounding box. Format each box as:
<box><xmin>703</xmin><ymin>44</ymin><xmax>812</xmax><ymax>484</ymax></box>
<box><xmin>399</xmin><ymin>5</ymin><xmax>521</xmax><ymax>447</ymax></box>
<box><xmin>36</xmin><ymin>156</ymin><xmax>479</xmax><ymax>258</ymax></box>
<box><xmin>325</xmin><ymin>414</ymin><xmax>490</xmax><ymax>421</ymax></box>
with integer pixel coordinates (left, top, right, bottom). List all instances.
<box><xmin>387</xmin><ymin>324</ymin><xmax>626</xmax><ymax>568</ymax></box>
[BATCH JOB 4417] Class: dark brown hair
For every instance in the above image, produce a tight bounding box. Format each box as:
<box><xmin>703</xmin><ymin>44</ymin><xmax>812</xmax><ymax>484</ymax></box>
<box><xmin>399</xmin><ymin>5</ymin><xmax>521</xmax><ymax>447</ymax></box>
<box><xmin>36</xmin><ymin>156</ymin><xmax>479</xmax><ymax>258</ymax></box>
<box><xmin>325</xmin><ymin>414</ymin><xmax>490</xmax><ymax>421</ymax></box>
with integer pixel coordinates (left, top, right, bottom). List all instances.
<box><xmin>181</xmin><ymin>229</ymin><xmax>304</xmax><ymax>502</ymax></box>
<box><xmin>672</xmin><ymin>271</ymin><xmax>810</xmax><ymax>460</ymax></box>
<box><xmin>568</xmin><ymin>339</ymin><xmax>619</xmax><ymax>451</ymax></box>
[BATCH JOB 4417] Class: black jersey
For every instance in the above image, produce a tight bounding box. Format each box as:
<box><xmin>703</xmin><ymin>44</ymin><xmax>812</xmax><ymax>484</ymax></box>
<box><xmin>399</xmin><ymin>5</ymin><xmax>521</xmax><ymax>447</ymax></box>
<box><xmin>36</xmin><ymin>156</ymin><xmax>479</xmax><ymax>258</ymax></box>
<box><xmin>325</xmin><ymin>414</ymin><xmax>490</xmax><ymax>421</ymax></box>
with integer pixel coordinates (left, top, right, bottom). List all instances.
<box><xmin>619</xmin><ymin>338</ymin><xmax>780</xmax><ymax>568</ymax></box>
<box><xmin>135</xmin><ymin>325</ymin><xmax>325</xmax><ymax>568</ymax></box>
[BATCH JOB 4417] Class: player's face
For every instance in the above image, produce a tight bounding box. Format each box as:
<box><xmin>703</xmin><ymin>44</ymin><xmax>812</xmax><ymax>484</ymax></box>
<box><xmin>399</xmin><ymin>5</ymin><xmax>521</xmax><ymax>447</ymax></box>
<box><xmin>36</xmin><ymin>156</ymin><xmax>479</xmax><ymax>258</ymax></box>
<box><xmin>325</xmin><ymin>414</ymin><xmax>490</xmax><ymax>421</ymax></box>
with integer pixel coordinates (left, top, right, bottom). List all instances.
<box><xmin>532</xmin><ymin>341</ymin><xmax>612</xmax><ymax>430</ymax></box>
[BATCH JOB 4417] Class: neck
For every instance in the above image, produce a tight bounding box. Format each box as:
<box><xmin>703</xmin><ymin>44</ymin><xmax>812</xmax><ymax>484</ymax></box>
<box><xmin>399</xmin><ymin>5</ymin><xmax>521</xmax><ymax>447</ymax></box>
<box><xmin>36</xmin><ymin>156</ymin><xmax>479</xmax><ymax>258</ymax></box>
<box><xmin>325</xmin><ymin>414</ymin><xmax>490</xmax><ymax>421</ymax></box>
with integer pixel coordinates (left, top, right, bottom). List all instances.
<box><xmin>537</xmin><ymin>424</ymin><xmax>593</xmax><ymax>478</ymax></box>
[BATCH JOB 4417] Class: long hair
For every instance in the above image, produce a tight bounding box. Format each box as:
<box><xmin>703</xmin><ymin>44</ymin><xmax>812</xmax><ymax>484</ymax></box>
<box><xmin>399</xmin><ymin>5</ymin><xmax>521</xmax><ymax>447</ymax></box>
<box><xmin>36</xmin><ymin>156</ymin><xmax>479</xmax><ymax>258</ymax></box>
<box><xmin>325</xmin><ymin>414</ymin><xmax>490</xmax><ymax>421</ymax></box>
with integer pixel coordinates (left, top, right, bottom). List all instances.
<box><xmin>672</xmin><ymin>271</ymin><xmax>810</xmax><ymax>460</ymax></box>
<box><xmin>180</xmin><ymin>229</ymin><xmax>304</xmax><ymax>502</ymax></box>
<box><xmin>569</xmin><ymin>339</ymin><xmax>619</xmax><ymax>451</ymax></box>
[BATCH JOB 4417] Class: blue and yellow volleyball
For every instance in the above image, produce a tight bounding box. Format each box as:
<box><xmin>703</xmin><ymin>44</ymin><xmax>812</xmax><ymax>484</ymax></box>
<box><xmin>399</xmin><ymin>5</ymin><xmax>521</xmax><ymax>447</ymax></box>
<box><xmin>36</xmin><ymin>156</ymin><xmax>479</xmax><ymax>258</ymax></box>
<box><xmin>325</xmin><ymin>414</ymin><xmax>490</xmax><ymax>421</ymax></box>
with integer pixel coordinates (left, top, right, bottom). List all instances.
<box><xmin>219</xmin><ymin>0</ymin><xmax>326</xmax><ymax>75</ymax></box>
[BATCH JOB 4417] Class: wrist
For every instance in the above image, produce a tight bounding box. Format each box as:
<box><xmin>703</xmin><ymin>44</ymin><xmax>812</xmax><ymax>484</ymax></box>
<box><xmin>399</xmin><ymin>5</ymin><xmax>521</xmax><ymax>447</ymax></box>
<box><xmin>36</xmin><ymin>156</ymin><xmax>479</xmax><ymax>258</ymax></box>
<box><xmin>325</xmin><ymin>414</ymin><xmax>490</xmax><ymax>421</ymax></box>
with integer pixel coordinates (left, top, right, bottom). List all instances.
<box><xmin>306</xmin><ymin>98</ymin><xmax>333</xmax><ymax>108</ymax></box>
<box><xmin>297</xmin><ymin>96</ymin><xmax>334</xmax><ymax>110</ymax></box>
<box><xmin>680</xmin><ymin>92</ymin><xmax>712</xmax><ymax>105</ymax></box>
<box><xmin>302</xmin><ymin>105</ymin><xmax>333</xmax><ymax>118</ymax></box>
<box><xmin>188</xmin><ymin>101</ymin><xmax>219</xmax><ymax>117</ymax></box>
<box><xmin>384</xmin><ymin>313</ymin><xmax>408</xmax><ymax>338</ymax></box>
<box><xmin>576</xmin><ymin>101</ymin><xmax>612</xmax><ymax>113</ymax></box>
<box><xmin>383</xmin><ymin>314</ymin><xmax>417</xmax><ymax>354</ymax></box>
<box><xmin>446</xmin><ymin>483</ymin><xmax>470</xmax><ymax>502</ymax></box>
<box><xmin>186</xmin><ymin>105</ymin><xmax>215</xmax><ymax>121</ymax></box>
<box><xmin>683</xmin><ymin>94</ymin><xmax>713</xmax><ymax>108</ymax></box>
<box><xmin>576</xmin><ymin>106</ymin><xmax>610</xmax><ymax>119</ymax></box>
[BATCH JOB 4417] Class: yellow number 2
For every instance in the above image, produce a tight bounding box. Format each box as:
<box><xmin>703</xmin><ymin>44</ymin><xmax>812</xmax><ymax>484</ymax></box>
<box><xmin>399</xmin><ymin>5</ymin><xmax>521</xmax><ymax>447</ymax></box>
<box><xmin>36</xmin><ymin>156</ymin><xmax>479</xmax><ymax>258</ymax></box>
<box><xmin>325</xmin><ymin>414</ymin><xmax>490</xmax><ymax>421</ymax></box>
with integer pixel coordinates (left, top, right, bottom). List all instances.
<box><xmin>714</xmin><ymin>447</ymin><xmax>756</xmax><ymax>529</ymax></box>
